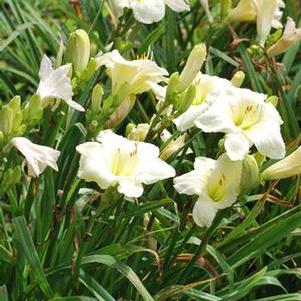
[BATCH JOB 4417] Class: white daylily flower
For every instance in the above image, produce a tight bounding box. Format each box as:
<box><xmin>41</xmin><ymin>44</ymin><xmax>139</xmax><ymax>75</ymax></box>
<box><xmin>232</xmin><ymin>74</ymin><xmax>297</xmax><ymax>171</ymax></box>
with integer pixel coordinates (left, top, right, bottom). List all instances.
<box><xmin>97</xmin><ymin>50</ymin><xmax>168</xmax><ymax>96</ymax></box>
<box><xmin>174</xmin><ymin>73</ymin><xmax>234</xmax><ymax>131</ymax></box>
<box><xmin>262</xmin><ymin>146</ymin><xmax>301</xmax><ymax>181</ymax></box>
<box><xmin>109</xmin><ymin>0</ymin><xmax>189</xmax><ymax>24</ymax></box>
<box><xmin>268</xmin><ymin>17</ymin><xmax>301</xmax><ymax>57</ymax></box>
<box><xmin>76</xmin><ymin>130</ymin><xmax>175</xmax><ymax>198</ymax></box>
<box><xmin>11</xmin><ymin>137</ymin><xmax>60</xmax><ymax>177</ymax></box>
<box><xmin>174</xmin><ymin>154</ymin><xmax>242</xmax><ymax>227</ymax></box>
<box><xmin>37</xmin><ymin>55</ymin><xmax>85</xmax><ymax>112</ymax></box>
<box><xmin>194</xmin><ymin>87</ymin><xmax>285</xmax><ymax>161</ymax></box>
<box><xmin>230</xmin><ymin>0</ymin><xmax>284</xmax><ymax>45</ymax></box>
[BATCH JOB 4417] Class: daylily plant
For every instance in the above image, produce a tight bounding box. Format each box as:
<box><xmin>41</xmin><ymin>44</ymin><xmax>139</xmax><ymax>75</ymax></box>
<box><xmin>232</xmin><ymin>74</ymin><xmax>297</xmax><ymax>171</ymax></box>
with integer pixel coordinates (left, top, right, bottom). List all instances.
<box><xmin>174</xmin><ymin>154</ymin><xmax>242</xmax><ymax>227</ymax></box>
<box><xmin>76</xmin><ymin>130</ymin><xmax>175</xmax><ymax>198</ymax></box>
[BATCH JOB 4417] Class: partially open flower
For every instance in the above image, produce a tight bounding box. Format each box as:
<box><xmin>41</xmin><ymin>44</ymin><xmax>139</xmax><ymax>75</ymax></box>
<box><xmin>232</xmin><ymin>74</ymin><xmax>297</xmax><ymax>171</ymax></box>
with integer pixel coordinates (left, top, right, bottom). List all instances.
<box><xmin>76</xmin><ymin>130</ymin><xmax>175</xmax><ymax>198</ymax></box>
<box><xmin>261</xmin><ymin>146</ymin><xmax>301</xmax><ymax>181</ymax></box>
<box><xmin>267</xmin><ymin>17</ymin><xmax>301</xmax><ymax>57</ymax></box>
<box><xmin>37</xmin><ymin>55</ymin><xmax>85</xmax><ymax>112</ymax></box>
<box><xmin>194</xmin><ymin>87</ymin><xmax>285</xmax><ymax>161</ymax></box>
<box><xmin>174</xmin><ymin>154</ymin><xmax>242</xmax><ymax>227</ymax></box>
<box><xmin>11</xmin><ymin>137</ymin><xmax>60</xmax><ymax>177</ymax></box>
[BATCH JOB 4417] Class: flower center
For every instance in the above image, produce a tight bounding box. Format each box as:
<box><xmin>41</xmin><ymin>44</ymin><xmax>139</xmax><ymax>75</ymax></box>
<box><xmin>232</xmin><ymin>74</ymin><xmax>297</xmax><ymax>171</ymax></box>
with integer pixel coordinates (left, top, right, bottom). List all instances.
<box><xmin>207</xmin><ymin>174</ymin><xmax>227</xmax><ymax>202</ymax></box>
<box><xmin>234</xmin><ymin>104</ymin><xmax>262</xmax><ymax>130</ymax></box>
<box><xmin>111</xmin><ymin>145</ymin><xmax>139</xmax><ymax>176</ymax></box>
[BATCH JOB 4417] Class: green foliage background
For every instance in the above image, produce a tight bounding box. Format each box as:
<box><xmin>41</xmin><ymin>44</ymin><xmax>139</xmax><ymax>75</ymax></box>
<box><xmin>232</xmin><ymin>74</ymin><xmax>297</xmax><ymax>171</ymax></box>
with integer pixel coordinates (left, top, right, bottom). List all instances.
<box><xmin>0</xmin><ymin>0</ymin><xmax>301</xmax><ymax>300</ymax></box>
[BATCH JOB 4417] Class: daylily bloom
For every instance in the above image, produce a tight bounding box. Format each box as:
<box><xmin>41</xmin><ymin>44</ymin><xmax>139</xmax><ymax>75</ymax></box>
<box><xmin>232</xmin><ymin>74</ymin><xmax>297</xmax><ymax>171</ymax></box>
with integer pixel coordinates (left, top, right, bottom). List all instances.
<box><xmin>173</xmin><ymin>73</ymin><xmax>234</xmax><ymax>131</ymax></box>
<box><xmin>36</xmin><ymin>55</ymin><xmax>85</xmax><ymax>112</ymax></box>
<box><xmin>229</xmin><ymin>0</ymin><xmax>284</xmax><ymax>46</ymax></box>
<box><xmin>261</xmin><ymin>146</ymin><xmax>301</xmax><ymax>180</ymax></box>
<box><xmin>267</xmin><ymin>17</ymin><xmax>301</xmax><ymax>57</ymax></box>
<box><xmin>97</xmin><ymin>50</ymin><xmax>168</xmax><ymax>97</ymax></box>
<box><xmin>76</xmin><ymin>130</ymin><xmax>175</xmax><ymax>198</ymax></box>
<box><xmin>109</xmin><ymin>0</ymin><xmax>190</xmax><ymax>24</ymax></box>
<box><xmin>174</xmin><ymin>154</ymin><xmax>242</xmax><ymax>227</ymax></box>
<box><xmin>194</xmin><ymin>87</ymin><xmax>286</xmax><ymax>161</ymax></box>
<box><xmin>11</xmin><ymin>137</ymin><xmax>60</xmax><ymax>177</ymax></box>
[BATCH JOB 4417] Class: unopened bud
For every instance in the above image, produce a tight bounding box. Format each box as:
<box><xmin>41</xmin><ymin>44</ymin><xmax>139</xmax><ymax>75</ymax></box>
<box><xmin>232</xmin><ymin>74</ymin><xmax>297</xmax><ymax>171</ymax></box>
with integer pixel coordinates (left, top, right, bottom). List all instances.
<box><xmin>178</xmin><ymin>44</ymin><xmax>207</xmax><ymax>93</ymax></box>
<box><xmin>174</xmin><ymin>84</ymin><xmax>196</xmax><ymax>116</ymax></box>
<box><xmin>160</xmin><ymin>133</ymin><xmax>186</xmax><ymax>161</ymax></box>
<box><xmin>266</xmin><ymin>96</ymin><xmax>279</xmax><ymax>106</ymax></box>
<box><xmin>65</xmin><ymin>29</ymin><xmax>90</xmax><ymax>73</ymax></box>
<box><xmin>231</xmin><ymin>71</ymin><xmax>245</xmax><ymax>87</ymax></box>
<box><xmin>91</xmin><ymin>84</ymin><xmax>104</xmax><ymax>112</ymax></box>
<box><xmin>262</xmin><ymin>146</ymin><xmax>301</xmax><ymax>181</ymax></box>
<box><xmin>220</xmin><ymin>0</ymin><xmax>232</xmax><ymax>20</ymax></box>
<box><xmin>240</xmin><ymin>155</ymin><xmax>259</xmax><ymax>193</ymax></box>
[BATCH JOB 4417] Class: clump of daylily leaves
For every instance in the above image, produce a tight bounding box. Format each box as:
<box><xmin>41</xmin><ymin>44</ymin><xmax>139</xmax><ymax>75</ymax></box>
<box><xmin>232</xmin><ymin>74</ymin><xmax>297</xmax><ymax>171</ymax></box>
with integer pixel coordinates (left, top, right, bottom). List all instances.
<box><xmin>1</xmin><ymin>0</ymin><xmax>301</xmax><ymax>228</ymax></box>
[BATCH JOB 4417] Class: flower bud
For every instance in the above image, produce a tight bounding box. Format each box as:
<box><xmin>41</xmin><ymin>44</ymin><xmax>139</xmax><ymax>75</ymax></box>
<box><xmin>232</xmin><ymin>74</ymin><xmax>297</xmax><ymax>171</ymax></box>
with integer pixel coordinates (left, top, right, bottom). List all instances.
<box><xmin>160</xmin><ymin>133</ymin><xmax>186</xmax><ymax>161</ymax></box>
<box><xmin>266</xmin><ymin>95</ymin><xmax>278</xmax><ymax>106</ymax></box>
<box><xmin>65</xmin><ymin>29</ymin><xmax>90</xmax><ymax>73</ymax></box>
<box><xmin>178</xmin><ymin>44</ymin><xmax>207</xmax><ymax>93</ymax></box>
<box><xmin>231</xmin><ymin>71</ymin><xmax>245</xmax><ymax>87</ymax></box>
<box><xmin>174</xmin><ymin>84</ymin><xmax>196</xmax><ymax>116</ymax></box>
<box><xmin>240</xmin><ymin>155</ymin><xmax>259</xmax><ymax>193</ymax></box>
<box><xmin>91</xmin><ymin>84</ymin><xmax>104</xmax><ymax>112</ymax></box>
<box><xmin>126</xmin><ymin>123</ymin><xmax>150</xmax><ymax>141</ymax></box>
<box><xmin>0</xmin><ymin>106</ymin><xmax>14</xmax><ymax>134</ymax></box>
<box><xmin>261</xmin><ymin>147</ymin><xmax>301</xmax><ymax>181</ymax></box>
<box><xmin>106</xmin><ymin>96</ymin><xmax>135</xmax><ymax>128</ymax></box>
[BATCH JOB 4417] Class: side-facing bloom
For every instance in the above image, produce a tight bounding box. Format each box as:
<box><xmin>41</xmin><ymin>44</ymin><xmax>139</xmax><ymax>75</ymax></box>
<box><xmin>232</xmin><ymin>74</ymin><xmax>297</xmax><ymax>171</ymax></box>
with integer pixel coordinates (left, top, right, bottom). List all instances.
<box><xmin>194</xmin><ymin>87</ymin><xmax>285</xmax><ymax>161</ymax></box>
<box><xmin>261</xmin><ymin>146</ymin><xmax>301</xmax><ymax>180</ymax></box>
<box><xmin>229</xmin><ymin>0</ymin><xmax>284</xmax><ymax>46</ymax></box>
<box><xmin>173</xmin><ymin>73</ymin><xmax>234</xmax><ymax>131</ymax></box>
<box><xmin>37</xmin><ymin>55</ymin><xmax>85</xmax><ymax>112</ymax></box>
<box><xmin>76</xmin><ymin>130</ymin><xmax>175</xmax><ymax>198</ymax></box>
<box><xmin>11</xmin><ymin>137</ymin><xmax>60</xmax><ymax>177</ymax></box>
<box><xmin>267</xmin><ymin>17</ymin><xmax>301</xmax><ymax>57</ymax></box>
<box><xmin>109</xmin><ymin>0</ymin><xmax>190</xmax><ymax>24</ymax></box>
<box><xmin>174</xmin><ymin>154</ymin><xmax>242</xmax><ymax>227</ymax></box>
<box><xmin>97</xmin><ymin>50</ymin><xmax>168</xmax><ymax>97</ymax></box>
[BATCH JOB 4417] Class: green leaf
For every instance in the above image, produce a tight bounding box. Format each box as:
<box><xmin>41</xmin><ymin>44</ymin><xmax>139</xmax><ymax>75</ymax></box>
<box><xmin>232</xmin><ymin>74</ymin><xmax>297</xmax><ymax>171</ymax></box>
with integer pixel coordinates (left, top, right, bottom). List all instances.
<box><xmin>13</xmin><ymin>216</ymin><xmax>54</xmax><ymax>299</ymax></box>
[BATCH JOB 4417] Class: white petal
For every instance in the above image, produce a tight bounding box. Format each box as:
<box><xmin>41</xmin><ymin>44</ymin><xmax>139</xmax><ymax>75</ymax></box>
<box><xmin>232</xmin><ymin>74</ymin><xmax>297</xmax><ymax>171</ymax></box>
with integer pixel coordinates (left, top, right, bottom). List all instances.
<box><xmin>253</xmin><ymin>0</ymin><xmax>278</xmax><ymax>46</ymax></box>
<box><xmin>173</xmin><ymin>157</ymin><xmax>216</xmax><ymax>196</ymax></box>
<box><xmin>12</xmin><ymin>137</ymin><xmax>60</xmax><ymax>177</ymax></box>
<box><xmin>165</xmin><ymin>0</ymin><xmax>190</xmax><ymax>12</ymax></box>
<box><xmin>245</xmin><ymin>103</ymin><xmax>285</xmax><ymax>159</ymax></box>
<box><xmin>174</xmin><ymin>104</ymin><xmax>205</xmax><ymax>131</ymax></box>
<box><xmin>192</xmin><ymin>200</ymin><xmax>218</xmax><ymax>228</ymax></box>
<box><xmin>194</xmin><ymin>96</ymin><xmax>236</xmax><ymax>133</ymax></box>
<box><xmin>130</xmin><ymin>0</ymin><xmax>165</xmax><ymax>24</ymax></box>
<box><xmin>39</xmin><ymin>55</ymin><xmax>53</xmax><ymax>81</ymax></box>
<box><xmin>76</xmin><ymin>142</ymin><xmax>117</xmax><ymax>189</ymax></box>
<box><xmin>224</xmin><ymin>132</ymin><xmax>252</xmax><ymax>161</ymax></box>
<box><xmin>117</xmin><ymin>177</ymin><xmax>144</xmax><ymax>198</ymax></box>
